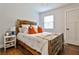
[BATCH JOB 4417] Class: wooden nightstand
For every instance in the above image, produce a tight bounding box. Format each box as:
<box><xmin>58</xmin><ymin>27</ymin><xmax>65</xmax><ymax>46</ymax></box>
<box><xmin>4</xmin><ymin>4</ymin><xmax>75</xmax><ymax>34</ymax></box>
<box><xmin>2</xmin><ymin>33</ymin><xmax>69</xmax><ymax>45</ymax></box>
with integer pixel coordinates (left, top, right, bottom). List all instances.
<box><xmin>4</xmin><ymin>35</ymin><xmax>16</xmax><ymax>52</ymax></box>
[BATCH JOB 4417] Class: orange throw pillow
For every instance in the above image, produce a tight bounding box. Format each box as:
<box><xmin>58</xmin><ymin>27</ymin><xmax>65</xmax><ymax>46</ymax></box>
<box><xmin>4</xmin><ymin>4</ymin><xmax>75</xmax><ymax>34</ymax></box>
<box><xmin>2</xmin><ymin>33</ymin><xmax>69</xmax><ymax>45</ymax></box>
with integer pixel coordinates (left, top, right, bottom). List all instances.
<box><xmin>28</xmin><ymin>25</ymin><xmax>36</xmax><ymax>34</ymax></box>
<box><xmin>37</xmin><ymin>25</ymin><xmax>43</xmax><ymax>33</ymax></box>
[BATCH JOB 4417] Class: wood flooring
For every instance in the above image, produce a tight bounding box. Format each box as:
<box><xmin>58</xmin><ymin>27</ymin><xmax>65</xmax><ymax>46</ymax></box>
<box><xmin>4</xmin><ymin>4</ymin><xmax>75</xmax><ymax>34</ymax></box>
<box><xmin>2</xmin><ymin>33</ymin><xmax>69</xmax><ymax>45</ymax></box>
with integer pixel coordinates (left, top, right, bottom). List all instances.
<box><xmin>0</xmin><ymin>44</ymin><xmax>79</xmax><ymax>55</ymax></box>
<box><xmin>0</xmin><ymin>47</ymin><xmax>24</xmax><ymax>55</ymax></box>
<box><xmin>59</xmin><ymin>44</ymin><xmax>79</xmax><ymax>55</ymax></box>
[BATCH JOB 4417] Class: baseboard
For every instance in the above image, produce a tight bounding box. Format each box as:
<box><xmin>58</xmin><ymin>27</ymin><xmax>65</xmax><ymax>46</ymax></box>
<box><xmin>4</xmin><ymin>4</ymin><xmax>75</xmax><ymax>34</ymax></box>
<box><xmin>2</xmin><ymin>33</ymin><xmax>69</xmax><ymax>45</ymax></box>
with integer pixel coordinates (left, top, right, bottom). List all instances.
<box><xmin>66</xmin><ymin>43</ymin><xmax>79</xmax><ymax>47</ymax></box>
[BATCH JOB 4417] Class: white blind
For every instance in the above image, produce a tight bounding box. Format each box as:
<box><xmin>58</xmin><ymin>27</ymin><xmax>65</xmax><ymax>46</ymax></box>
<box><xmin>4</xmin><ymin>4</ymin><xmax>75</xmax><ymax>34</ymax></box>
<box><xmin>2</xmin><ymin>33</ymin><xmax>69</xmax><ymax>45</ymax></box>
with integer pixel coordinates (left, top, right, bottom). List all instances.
<box><xmin>44</xmin><ymin>15</ymin><xmax>54</xmax><ymax>29</ymax></box>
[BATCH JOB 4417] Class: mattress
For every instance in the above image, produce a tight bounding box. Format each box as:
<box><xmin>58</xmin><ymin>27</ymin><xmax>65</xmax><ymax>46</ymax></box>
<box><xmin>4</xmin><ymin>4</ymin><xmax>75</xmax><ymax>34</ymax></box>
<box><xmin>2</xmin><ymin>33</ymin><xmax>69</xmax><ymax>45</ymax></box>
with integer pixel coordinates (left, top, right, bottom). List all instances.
<box><xmin>17</xmin><ymin>32</ymin><xmax>62</xmax><ymax>55</ymax></box>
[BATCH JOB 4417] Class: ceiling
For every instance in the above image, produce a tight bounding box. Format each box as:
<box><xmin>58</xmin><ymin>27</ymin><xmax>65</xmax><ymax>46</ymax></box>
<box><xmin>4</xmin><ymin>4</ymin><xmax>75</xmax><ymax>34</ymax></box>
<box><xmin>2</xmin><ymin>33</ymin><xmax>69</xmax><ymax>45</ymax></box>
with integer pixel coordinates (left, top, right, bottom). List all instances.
<box><xmin>0</xmin><ymin>3</ymin><xmax>70</xmax><ymax>13</ymax></box>
<box><xmin>28</xmin><ymin>3</ymin><xmax>70</xmax><ymax>12</ymax></box>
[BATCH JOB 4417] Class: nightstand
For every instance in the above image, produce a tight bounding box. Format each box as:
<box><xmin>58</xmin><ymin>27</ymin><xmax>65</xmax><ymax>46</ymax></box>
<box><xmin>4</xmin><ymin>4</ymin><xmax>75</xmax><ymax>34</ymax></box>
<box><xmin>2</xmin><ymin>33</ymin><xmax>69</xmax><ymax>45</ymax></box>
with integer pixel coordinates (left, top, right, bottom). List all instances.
<box><xmin>4</xmin><ymin>35</ymin><xmax>16</xmax><ymax>52</ymax></box>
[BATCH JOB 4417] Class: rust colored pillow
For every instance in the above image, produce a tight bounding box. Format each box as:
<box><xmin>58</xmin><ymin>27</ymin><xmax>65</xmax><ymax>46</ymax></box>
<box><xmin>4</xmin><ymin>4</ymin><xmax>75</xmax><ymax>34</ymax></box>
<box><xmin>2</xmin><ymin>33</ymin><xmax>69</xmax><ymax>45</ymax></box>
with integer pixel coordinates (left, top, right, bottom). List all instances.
<box><xmin>37</xmin><ymin>25</ymin><xmax>43</xmax><ymax>33</ymax></box>
<box><xmin>28</xmin><ymin>25</ymin><xmax>37</xmax><ymax>34</ymax></box>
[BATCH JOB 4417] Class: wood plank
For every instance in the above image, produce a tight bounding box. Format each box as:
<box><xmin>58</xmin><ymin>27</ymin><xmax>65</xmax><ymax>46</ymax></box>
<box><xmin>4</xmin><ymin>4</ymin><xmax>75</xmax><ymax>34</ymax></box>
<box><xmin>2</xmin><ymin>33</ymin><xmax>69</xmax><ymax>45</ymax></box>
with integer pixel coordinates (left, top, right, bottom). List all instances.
<box><xmin>0</xmin><ymin>47</ymin><xmax>23</xmax><ymax>55</ymax></box>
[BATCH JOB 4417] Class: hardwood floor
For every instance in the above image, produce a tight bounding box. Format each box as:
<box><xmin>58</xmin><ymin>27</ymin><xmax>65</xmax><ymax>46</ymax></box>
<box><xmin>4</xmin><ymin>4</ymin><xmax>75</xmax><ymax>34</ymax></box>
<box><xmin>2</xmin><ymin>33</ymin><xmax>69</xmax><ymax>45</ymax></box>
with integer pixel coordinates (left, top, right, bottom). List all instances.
<box><xmin>0</xmin><ymin>44</ymin><xmax>79</xmax><ymax>55</ymax></box>
<box><xmin>59</xmin><ymin>44</ymin><xmax>79</xmax><ymax>55</ymax></box>
<box><xmin>0</xmin><ymin>47</ymin><xmax>24</xmax><ymax>55</ymax></box>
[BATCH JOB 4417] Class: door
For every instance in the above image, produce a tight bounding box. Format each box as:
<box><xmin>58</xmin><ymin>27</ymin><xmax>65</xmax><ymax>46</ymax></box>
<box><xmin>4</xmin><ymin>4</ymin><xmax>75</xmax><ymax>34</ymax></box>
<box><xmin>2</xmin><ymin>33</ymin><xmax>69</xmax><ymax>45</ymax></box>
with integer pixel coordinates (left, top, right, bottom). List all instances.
<box><xmin>66</xmin><ymin>9</ymin><xmax>79</xmax><ymax>45</ymax></box>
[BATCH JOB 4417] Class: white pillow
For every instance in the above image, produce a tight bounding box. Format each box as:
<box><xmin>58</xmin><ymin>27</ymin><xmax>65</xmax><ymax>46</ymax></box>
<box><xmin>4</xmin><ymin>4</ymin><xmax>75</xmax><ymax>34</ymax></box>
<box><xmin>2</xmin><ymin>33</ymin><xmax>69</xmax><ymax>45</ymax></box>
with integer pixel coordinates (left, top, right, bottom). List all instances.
<box><xmin>22</xmin><ymin>25</ymin><xmax>30</xmax><ymax>29</ymax></box>
<box><xmin>19</xmin><ymin>27</ymin><xmax>26</xmax><ymax>33</ymax></box>
<box><xmin>19</xmin><ymin>25</ymin><xmax>30</xmax><ymax>33</ymax></box>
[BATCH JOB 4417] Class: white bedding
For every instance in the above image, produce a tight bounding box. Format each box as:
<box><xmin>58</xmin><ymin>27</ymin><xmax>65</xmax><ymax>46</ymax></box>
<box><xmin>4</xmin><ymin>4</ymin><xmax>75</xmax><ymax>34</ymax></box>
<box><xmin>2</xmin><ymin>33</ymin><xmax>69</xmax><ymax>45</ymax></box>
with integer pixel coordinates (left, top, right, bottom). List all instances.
<box><xmin>17</xmin><ymin>32</ymin><xmax>61</xmax><ymax>55</ymax></box>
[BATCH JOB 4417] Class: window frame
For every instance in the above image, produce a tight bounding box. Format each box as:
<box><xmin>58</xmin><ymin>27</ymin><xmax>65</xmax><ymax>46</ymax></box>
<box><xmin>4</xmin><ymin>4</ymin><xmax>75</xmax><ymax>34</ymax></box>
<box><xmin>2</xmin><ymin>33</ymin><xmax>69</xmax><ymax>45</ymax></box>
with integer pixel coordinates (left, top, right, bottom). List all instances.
<box><xmin>43</xmin><ymin>15</ymin><xmax>55</xmax><ymax>29</ymax></box>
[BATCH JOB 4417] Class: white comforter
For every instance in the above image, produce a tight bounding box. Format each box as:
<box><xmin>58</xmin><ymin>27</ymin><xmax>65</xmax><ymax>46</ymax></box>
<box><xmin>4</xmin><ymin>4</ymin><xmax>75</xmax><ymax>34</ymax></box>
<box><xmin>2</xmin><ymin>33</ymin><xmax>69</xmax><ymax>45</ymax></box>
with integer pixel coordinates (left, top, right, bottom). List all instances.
<box><xmin>17</xmin><ymin>32</ymin><xmax>61</xmax><ymax>55</ymax></box>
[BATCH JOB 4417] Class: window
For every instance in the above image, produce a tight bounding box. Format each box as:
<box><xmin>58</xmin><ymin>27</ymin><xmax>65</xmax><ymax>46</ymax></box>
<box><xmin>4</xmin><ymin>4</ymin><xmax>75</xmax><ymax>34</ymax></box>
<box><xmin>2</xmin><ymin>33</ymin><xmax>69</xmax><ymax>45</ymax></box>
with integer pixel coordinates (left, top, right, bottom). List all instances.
<box><xmin>44</xmin><ymin>15</ymin><xmax>54</xmax><ymax>29</ymax></box>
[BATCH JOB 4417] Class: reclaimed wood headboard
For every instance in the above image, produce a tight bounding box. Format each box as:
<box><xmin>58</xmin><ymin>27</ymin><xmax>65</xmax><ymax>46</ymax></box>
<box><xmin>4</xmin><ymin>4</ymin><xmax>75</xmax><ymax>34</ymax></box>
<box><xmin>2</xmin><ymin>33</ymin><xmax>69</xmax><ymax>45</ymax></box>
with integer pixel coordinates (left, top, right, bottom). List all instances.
<box><xmin>16</xmin><ymin>19</ymin><xmax>37</xmax><ymax>34</ymax></box>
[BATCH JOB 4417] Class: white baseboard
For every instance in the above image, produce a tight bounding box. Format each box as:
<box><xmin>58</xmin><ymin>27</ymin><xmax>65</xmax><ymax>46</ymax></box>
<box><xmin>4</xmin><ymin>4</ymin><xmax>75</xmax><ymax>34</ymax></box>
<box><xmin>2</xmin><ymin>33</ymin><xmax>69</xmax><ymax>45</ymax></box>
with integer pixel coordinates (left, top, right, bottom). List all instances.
<box><xmin>0</xmin><ymin>45</ymin><xmax>3</xmax><ymax>48</ymax></box>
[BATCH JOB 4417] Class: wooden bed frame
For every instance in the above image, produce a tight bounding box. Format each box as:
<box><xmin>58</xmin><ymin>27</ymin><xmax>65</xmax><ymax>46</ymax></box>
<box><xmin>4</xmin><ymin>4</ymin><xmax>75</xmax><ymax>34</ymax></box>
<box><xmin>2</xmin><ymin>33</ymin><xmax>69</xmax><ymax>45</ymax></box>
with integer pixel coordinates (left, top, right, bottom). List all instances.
<box><xmin>16</xmin><ymin>19</ymin><xmax>37</xmax><ymax>35</ymax></box>
<box><xmin>16</xmin><ymin>19</ymin><xmax>64</xmax><ymax>55</ymax></box>
<box><xmin>16</xmin><ymin>19</ymin><xmax>41</xmax><ymax>55</ymax></box>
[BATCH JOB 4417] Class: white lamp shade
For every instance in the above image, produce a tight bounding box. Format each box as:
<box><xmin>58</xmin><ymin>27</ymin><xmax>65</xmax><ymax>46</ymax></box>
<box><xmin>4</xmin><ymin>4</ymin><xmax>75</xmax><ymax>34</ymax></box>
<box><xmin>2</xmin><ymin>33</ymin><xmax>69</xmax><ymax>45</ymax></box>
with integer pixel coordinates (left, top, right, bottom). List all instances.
<box><xmin>10</xmin><ymin>26</ymin><xmax>15</xmax><ymax>31</ymax></box>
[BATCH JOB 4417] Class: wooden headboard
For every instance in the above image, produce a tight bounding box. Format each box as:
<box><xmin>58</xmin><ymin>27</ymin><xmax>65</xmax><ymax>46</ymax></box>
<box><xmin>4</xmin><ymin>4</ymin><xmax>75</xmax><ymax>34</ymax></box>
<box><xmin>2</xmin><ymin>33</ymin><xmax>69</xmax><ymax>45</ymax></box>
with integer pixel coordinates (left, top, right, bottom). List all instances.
<box><xmin>16</xmin><ymin>19</ymin><xmax>37</xmax><ymax>34</ymax></box>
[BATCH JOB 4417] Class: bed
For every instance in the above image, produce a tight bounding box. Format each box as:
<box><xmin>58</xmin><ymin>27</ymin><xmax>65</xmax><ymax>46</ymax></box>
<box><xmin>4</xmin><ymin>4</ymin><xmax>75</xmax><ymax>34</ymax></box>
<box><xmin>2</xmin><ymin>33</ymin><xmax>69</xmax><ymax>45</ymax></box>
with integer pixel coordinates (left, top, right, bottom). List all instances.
<box><xmin>16</xmin><ymin>19</ymin><xmax>64</xmax><ymax>55</ymax></box>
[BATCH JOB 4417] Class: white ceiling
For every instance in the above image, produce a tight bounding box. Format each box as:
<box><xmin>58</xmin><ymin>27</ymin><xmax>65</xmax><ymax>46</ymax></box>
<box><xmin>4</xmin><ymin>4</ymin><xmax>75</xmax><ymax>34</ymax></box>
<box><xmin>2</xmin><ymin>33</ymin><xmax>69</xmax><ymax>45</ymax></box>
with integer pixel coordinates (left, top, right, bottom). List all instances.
<box><xmin>0</xmin><ymin>3</ymin><xmax>70</xmax><ymax>13</ymax></box>
<box><xmin>27</xmin><ymin>3</ymin><xmax>70</xmax><ymax>12</ymax></box>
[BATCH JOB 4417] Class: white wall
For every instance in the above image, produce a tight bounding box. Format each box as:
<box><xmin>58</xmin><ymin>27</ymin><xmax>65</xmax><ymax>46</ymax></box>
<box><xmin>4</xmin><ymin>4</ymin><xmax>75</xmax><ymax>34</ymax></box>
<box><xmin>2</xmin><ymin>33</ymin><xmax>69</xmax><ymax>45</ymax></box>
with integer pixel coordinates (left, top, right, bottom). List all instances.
<box><xmin>39</xmin><ymin>4</ymin><xmax>79</xmax><ymax>43</ymax></box>
<box><xmin>39</xmin><ymin>8</ymin><xmax>65</xmax><ymax>33</ymax></box>
<box><xmin>0</xmin><ymin>4</ymin><xmax>79</xmax><ymax>48</ymax></box>
<box><xmin>0</xmin><ymin>3</ymin><xmax>39</xmax><ymax>48</ymax></box>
